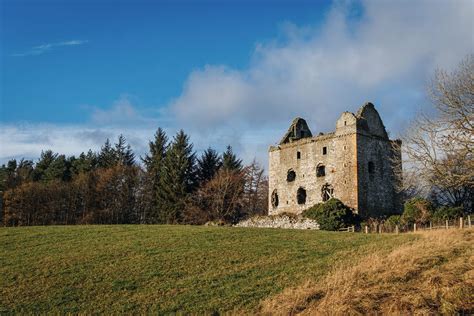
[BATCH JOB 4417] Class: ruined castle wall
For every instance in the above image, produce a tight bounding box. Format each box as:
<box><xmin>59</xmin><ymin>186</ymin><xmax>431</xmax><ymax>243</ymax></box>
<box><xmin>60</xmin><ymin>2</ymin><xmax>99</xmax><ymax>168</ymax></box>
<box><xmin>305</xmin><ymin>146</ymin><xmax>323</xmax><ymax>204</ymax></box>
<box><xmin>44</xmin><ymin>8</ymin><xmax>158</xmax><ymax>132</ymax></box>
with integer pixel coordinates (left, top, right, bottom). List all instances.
<box><xmin>356</xmin><ymin>133</ymin><xmax>400</xmax><ymax>217</ymax></box>
<box><xmin>268</xmin><ymin>120</ymin><xmax>359</xmax><ymax>215</ymax></box>
<box><xmin>269</xmin><ymin>103</ymin><xmax>401</xmax><ymax>217</ymax></box>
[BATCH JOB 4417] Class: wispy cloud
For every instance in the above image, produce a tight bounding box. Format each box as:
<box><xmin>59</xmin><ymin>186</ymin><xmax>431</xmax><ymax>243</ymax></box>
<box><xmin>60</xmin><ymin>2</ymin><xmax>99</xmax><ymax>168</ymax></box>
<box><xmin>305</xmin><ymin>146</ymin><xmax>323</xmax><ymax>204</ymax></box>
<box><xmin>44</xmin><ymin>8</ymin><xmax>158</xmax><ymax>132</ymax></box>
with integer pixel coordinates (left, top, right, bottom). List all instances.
<box><xmin>12</xmin><ymin>40</ymin><xmax>88</xmax><ymax>57</ymax></box>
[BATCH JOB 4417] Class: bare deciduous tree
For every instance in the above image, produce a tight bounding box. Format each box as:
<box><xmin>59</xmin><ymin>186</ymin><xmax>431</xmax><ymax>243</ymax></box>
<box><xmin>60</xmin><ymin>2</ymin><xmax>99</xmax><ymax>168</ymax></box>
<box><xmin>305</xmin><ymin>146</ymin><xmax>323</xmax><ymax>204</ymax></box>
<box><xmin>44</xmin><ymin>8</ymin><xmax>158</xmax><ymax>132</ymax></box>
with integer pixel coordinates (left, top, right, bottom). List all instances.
<box><xmin>401</xmin><ymin>55</ymin><xmax>473</xmax><ymax>211</ymax></box>
<box><xmin>242</xmin><ymin>160</ymin><xmax>268</xmax><ymax>217</ymax></box>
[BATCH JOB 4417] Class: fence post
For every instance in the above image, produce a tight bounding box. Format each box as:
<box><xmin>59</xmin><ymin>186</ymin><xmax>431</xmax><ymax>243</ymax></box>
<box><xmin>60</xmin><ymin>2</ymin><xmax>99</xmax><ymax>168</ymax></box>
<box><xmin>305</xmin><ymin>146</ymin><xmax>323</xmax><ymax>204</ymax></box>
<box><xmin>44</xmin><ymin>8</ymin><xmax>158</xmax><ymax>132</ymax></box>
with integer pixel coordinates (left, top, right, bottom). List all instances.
<box><xmin>460</xmin><ymin>217</ymin><xmax>464</xmax><ymax>229</ymax></box>
<box><xmin>446</xmin><ymin>220</ymin><xmax>449</xmax><ymax>229</ymax></box>
<box><xmin>365</xmin><ymin>225</ymin><xmax>368</xmax><ymax>234</ymax></box>
<box><xmin>378</xmin><ymin>225</ymin><xmax>382</xmax><ymax>234</ymax></box>
<box><xmin>395</xmin><ymin>225</ymin><xmax>399</xmax><ymax>234</ymax></box>
<box><xmin>351</xmin><ymin>225</ymin><xmax>355</xmax><ymax>232</ymax></box>
<box><xmin>469</xmin><ymin>215</ymin><xmax>472</xmax><ymax>228</ymax></box>
<box><xmin>429</xmin><ymin>222</ymin><xmax>432</xmax><ymax>230</ymax></box>
<box><xmin>413</xmin><ymin>223</ymin><xmax>417</xmax><ymax>232</ymax></box>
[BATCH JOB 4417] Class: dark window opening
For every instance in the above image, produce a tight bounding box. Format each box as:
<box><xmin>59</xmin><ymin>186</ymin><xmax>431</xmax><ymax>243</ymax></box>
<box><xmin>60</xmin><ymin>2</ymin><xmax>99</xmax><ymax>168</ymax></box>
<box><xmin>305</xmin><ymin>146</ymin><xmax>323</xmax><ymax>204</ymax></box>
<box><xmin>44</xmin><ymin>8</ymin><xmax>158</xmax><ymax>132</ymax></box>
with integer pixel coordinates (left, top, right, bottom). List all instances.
<box><xmin>344</xmin><ymin>121</ymin><xmax>347</xmax><ymax>126</ymax></box>
<box><xmin>321</xmin><ymin>183</ymin><xmax>334</xmax><ymax>202</ymax></box>
<box><xmin>271</xmin><ymin>190</ymin><xmax>279</xmax><ymax>208</ymax></box>
<box><xmin>322</xmin><ymin>147</ymin><xmax>327</xmax><ymax>155</ymax></box>
<box><xmin>316</xmin><ymin>165</ymin><xmax>325</xmax><ymax>177</ymax></box>
<box><xmin>368</xmin><ymin>161</ymin><xmax>375</xmax><ymax>174</ymax></box>
<box><xmin>297</xmin><ymin>151</ymin><xmax>301</xmax><ymax>159</ymax></box>
<box><xmin>297</xmin><ymin>187</ymin><xmax>307</xmax><ymax>205</ymax></box>
<box><xmin>287</xmin><ymin>169</ymin><xmax>296</xmax><ymax>182</ymax></box>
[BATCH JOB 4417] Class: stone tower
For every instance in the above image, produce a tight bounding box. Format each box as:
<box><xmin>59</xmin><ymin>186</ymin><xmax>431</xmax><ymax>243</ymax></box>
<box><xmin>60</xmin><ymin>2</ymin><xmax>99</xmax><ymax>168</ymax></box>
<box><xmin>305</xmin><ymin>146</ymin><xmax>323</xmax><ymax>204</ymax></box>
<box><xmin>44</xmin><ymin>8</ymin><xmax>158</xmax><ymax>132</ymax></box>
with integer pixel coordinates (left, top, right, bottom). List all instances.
<box><xmin>268</xmin><ymin>102</ymin><xmax>402</xmax><ymax>218</ymax></box>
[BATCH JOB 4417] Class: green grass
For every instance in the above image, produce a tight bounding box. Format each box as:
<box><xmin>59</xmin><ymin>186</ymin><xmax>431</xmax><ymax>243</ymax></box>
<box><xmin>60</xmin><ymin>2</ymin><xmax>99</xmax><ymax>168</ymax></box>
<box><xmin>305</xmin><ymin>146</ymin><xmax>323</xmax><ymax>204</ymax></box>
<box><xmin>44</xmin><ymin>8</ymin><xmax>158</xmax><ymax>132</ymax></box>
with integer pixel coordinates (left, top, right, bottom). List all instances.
<box><xmin>0</xmin><ymin>225</ymin><xmax>417</xmax><ymax>314</ymax></box>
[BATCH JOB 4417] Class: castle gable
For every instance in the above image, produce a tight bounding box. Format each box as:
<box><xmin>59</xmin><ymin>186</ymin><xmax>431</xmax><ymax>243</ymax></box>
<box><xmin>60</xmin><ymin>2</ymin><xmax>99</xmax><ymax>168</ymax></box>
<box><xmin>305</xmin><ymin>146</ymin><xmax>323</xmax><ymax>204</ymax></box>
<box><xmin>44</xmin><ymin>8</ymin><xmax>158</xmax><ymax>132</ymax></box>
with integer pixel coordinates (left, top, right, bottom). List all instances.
<box><xmin>279</xmin><ymin>117</ymin><xmax>313</xmax><ymax>145</ymax></box>
<box><xmin>356</xmin><ymin>102</ymin><xmax>388</xmax><ymax>139</ymax></box>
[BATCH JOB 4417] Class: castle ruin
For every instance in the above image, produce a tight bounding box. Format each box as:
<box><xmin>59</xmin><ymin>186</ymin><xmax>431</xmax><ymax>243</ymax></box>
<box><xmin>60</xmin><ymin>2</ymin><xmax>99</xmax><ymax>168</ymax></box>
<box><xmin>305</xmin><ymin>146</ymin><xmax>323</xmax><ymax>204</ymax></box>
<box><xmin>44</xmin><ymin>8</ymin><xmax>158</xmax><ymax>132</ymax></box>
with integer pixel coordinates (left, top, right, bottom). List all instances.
<box><xmin>268</xmin><ymin>102</ymin><xmax>402</xmax><ymax>218</ymax></box>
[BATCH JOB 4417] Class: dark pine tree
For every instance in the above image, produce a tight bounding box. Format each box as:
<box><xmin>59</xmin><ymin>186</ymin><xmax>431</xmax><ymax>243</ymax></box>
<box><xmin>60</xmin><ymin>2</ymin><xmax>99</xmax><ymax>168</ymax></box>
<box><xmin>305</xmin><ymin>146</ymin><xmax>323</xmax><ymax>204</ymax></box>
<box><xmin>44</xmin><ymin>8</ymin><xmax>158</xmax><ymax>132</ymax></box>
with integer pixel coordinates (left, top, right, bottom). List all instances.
<box><xmin>72</xmin><ymin>151</ymin><xmax>97</xmax><ymax>175</ymax></box>
<box><xmin>142</xmin><ymin>128</ymin><xmax>168</xmax><ymax>174</ymax></box>
<box><xmin>222</xmin><ymin>145</ymin><xmax>243</xmax><ymax>172</ymax></box>
<box><xmin>98</xmin><ymin>139</ymin><xmax>117</xmax><ymax>168</ymax></box>
<box><xmin>141</xmin><ymin>128</ymin><xmax>168</xmax><ymax>222</ymax></box>
<box><xmin>33</xmin><ymin>150</ymin><xmax>58</xmax><ymax>181</ymax></box>
<box><xmin>196</xmin><ymin>147</ymin><xmax>222</xmax><ymax>185</ymax></box>
<box><xmin>115</xmin><ymin>134</ymin><xmax>135</xmax><ymax>166</ymax></box>
<box><xmin>157</xmin><ymin>130</ymin><xmax>196</xmax><ymax>223</ymax></box>
<box><xmin>43</xmin><ymin>154</ymin><xmax>69</xmax><ymax>181</ymax></box>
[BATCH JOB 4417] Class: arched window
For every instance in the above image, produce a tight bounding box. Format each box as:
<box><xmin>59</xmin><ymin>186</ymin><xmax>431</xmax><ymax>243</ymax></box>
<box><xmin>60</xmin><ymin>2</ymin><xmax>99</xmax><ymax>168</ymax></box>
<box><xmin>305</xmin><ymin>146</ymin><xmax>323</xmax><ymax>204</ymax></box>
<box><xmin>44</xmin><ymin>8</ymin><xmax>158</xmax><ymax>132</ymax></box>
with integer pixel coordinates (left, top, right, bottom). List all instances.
<box><xmin>368</xmin><ymin>161</ymin><xmax>375</xmax><ymax>174</ymax></box>
<box><xmin>287</xmin><ymin>169</ymin><xmax>296</xmax><ymax>182</ymax></box>
<box><xmin>271</xmin><ymin>190</ymin><xmax>279</xmax><ymax>208</ymax></box>
<box><xmin>321</xmin><ymin>183</ymin><xmax>334</xmax><ymax>202</ymax></box>
<box><xmin>316</xmin><ymin>164</ymin><xmax>325</xmax><ymax>177</ymax></box>
<box><xmin>297</xmin><ymin>187</ymin><xmax>307</xmax><ymax>205</ymax></box>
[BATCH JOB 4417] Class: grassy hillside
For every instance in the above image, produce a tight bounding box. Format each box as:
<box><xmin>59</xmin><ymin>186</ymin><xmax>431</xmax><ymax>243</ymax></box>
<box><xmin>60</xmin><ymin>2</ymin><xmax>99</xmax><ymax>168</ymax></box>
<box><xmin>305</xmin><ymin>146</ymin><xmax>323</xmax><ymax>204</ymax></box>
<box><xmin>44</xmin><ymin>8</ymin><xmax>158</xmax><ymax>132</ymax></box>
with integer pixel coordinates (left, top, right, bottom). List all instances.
<box><xmin>262</xmin><ymin>229</ymin><xmax>473</xmax><ymax>315</ymax></box>
<box><xmin>0</xmin><ymin>225</ymin><xmax>415</xmax><ymax>314</ymax></box>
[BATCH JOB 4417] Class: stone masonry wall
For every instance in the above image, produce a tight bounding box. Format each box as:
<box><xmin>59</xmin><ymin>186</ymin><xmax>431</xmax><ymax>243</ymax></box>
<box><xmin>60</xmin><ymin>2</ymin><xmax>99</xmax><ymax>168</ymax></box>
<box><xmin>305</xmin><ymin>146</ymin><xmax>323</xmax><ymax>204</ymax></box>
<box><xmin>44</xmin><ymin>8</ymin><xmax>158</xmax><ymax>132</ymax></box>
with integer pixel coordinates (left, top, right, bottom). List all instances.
<box><xmin>268</xmin><ymin>102</ymin><xmax>401</xmax><ymax>217</ymax></box>
<box><xmin>235</xmin><ymin>215</ymin><xmax>320</xmax><ymax>230</ymax></box>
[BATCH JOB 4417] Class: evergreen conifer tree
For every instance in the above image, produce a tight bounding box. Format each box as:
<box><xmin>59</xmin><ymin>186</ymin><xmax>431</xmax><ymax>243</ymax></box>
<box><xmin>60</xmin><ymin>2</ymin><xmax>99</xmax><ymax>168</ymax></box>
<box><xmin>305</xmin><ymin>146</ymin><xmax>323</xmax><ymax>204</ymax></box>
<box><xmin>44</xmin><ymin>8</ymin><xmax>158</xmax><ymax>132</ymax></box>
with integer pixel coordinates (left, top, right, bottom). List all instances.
<box><xmin>33</xmin><ymin>150</ymin><xmax>57</xmax><ymax>181</ymax></box>
<box><xmin>222</xmin><ymin>145</ymin><xmax>243</xmax><ymax>171</ymax></box>
<box><xmin>98</xmin><ymin>139</ymin><xmax>117</xmax><ymax>168</ymax></box>
<box><xmin>115</xmin><ymin>134</ymin><xmax>135</xmax><ymax>166</ymax></box>
<box><xmin>142</xmin><ymin>128</ymin><xmax>168</xmax><ymax>173</ymax></box>
<box><xmin>196</xmin><ymin>147</ymin><xmax>222</xmax><ymax>185</ymax></box>
<box><xmin>141</xmin><ymin>128</ymin><xmax>168</xmax><ymax>222</ymax></box>
<box><xmin>157</xmin><ymin>130</ymin><xmax>196</xmax><ymax>223</ymax></box>
<box><xmin>44</xmin><ymin>154</ymin><xmax>69</xmax><ymax>181</ymax></box>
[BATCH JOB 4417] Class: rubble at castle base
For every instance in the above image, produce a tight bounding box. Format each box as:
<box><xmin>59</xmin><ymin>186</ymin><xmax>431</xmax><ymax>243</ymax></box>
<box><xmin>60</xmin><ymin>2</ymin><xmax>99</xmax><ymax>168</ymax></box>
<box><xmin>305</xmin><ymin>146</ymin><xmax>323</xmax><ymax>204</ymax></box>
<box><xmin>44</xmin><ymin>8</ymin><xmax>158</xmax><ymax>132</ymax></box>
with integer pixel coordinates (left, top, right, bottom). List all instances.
<box><xmin>235</xmin><ymin>215</ymin><xmax>320</xmax><ymax>230</ymax></box>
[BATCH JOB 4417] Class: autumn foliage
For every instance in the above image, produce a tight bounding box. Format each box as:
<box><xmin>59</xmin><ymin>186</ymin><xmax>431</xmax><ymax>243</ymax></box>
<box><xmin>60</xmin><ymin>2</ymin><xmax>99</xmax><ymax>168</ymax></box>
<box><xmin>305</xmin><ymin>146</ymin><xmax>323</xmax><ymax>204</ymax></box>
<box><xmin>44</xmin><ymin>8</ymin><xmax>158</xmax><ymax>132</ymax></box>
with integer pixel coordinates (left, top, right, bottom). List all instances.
<box><xmin>0</xmin><ymin>131</ymin><xmax>267</xmax><ymax>226</ymax></box>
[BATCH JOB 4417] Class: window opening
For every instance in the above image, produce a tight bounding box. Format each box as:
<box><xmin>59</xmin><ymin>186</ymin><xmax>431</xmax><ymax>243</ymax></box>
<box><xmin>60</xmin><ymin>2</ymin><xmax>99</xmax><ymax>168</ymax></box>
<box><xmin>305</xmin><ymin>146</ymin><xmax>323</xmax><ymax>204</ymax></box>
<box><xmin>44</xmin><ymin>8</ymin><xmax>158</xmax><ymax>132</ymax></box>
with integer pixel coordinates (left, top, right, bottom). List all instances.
<box><xmin>287</xmin><ymin>169</ymin><xmax>296</xmax><ymax>182</ymax></box>
<box><xmin>316</xmin><ymin>165</ymin><xmax>325</xmax><ymax>177</ymax></box>
<box><xmin>271</xmin><ymin>190</ymin><xmax>279</xmax><ymax>208</ymax></box>
<box><xmin>297</xmin><ymin>187</ymin><xmax>307</xmax><ymax>205</ymax></box>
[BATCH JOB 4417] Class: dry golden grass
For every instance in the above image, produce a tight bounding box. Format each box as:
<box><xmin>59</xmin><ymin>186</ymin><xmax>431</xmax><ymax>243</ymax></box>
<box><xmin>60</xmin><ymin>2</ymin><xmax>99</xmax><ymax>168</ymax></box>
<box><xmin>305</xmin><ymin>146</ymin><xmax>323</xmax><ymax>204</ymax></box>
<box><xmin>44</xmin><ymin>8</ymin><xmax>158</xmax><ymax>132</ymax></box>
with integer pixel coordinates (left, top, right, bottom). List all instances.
<box><xmin>260</xmin><ymin>229</ymin><xmax>474</xmax><ymax>315</ymax></box>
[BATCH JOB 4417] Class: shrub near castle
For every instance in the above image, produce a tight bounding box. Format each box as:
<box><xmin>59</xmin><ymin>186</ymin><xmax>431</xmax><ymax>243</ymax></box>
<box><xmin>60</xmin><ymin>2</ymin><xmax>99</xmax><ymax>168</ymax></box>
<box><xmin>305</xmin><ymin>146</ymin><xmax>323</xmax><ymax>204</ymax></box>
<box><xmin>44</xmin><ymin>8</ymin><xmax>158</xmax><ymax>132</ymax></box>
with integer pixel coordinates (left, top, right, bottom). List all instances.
<box><xmin>302</xmin><ymin>198</ymin><xmax>360</xmax><ymax>231</ymax></box>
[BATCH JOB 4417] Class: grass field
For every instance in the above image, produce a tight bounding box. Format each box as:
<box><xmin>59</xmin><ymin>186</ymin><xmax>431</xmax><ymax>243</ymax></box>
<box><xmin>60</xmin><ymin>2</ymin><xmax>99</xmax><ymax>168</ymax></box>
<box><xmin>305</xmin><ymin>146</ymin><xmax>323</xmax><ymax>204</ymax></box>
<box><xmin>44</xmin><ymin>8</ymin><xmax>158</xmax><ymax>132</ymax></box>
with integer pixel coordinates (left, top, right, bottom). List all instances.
<box><xmin>1</xmin><ymin>226</ymin><xmax>471</xmax><ymax>314</ymax></box>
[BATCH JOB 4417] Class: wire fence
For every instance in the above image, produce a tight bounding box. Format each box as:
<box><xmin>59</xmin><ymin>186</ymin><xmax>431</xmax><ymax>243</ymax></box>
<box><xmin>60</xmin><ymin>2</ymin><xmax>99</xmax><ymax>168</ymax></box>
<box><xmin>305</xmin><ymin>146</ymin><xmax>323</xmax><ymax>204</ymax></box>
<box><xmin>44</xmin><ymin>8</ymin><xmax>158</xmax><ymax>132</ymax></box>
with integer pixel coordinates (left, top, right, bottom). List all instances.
<box><xmin>340</xmin><ymin>215</ymin><xmax>472</xmax><ymax>234</ymax></box>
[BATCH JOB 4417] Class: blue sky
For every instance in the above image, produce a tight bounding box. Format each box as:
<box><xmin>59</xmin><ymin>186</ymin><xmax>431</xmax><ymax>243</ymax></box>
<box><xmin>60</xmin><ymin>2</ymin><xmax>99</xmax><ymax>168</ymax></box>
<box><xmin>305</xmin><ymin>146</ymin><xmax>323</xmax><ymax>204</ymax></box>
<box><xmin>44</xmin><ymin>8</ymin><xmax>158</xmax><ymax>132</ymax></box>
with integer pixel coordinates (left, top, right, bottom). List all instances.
<box><xmin>2</xmin><ymin>0</ymin><xmax>331</xmax><ymax>123</ymax></box>
<box><xmin>1</xmin><ymin>0</ymin><xmax>473</xmax><ymax>166</ymax></box>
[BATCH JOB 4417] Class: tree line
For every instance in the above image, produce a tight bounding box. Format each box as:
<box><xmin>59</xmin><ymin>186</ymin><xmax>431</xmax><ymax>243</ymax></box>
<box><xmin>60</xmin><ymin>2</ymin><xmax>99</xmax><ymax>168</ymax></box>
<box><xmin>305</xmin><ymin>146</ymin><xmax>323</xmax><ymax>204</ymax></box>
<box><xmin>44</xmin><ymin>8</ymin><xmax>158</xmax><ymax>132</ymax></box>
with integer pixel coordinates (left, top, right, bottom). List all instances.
<box><xmin>0</xmin><ymin>130</ymin><xmax>268</xmax><ymax>226</ymax></box>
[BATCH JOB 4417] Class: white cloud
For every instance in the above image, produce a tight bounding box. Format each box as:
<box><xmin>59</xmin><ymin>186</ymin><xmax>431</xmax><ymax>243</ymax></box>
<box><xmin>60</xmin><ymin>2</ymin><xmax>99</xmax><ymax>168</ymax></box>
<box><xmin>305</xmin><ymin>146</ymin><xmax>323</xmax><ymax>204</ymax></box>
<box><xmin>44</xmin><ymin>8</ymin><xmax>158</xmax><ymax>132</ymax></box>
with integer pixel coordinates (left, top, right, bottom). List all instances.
<box><xmin>2</xmin><ymin>0</ymin><xmax>473</xmax><ymax>169</ymax></box>
<box><xmin>12</xmin><ymin>40</ymin><xmax>88</xmax><ymax>56</ymax></box>
<box><xmin>91</xmin><ymin>95</ymin><xmax>146</xmax><ymax>126</ymax></box>
<box><xmin>0</xmin><ymin>123</ymin><xmax>152</xmax><ymax>164</ymax></box>
<box><xmin>0</xmin><ymin>122</ymin><xmax>265</xmax><ymax>166</ymax></box>
<box><xmin>169</xmin><ymin>0</ymin><xmax>474</xmax><ymax>137</ymax></box>
<box><xmin>0</xmin><ymin>95</ymin><xmax>167</xmax><ymax>164</ymax></box>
